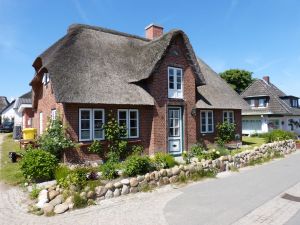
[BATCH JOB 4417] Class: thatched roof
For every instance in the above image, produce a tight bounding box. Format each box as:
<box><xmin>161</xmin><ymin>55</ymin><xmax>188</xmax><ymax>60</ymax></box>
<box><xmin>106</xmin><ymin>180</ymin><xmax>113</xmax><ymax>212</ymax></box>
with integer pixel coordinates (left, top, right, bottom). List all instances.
<box><xmin>196</xmin><ymin>58</ymin><xmax>250</xmax><ymax>110</ymax></box>
<box><xmin>0</xmin><ymin>96</ymin><xmax>9</xmax><ymax>113</ymax></box>
<box><xmin>241</xmin><ymin>79</ymin><xmax>300</xmax><ymax>115</ymax></box>
<box><xmin>31</xmin><ymin>24</ymin><xmax>205</xmax><ymax>105</ymax></box>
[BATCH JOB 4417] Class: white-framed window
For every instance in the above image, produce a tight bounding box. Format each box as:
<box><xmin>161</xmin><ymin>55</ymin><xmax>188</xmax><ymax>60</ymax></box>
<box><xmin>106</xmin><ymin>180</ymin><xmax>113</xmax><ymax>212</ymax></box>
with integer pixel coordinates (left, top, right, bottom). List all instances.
<box><xmin>79</xmin><ymin>109</ymin><xmax>105</xmax><ymax>141</ymax></box>
<box><xmin>223</xmin><ymin>111</ymin><xmax>234</xmax><ymax>123</ymax></box>
<box><xmin>51</xmin><ymin>109</ymin><xmax>57</xmax><ymax>121</ymax></box>
<box><xmin>200</xmin><ymin>110</ymin><xmax>213</xmax><ymax>133</ymax></box>
<box><xmin>258</xmin><ymin>98</ymin><xmax>267</xmax><ymax>107</ymax></box>
<box><xmin>168</xmin><ymin>67</ymin><xmax>183</xmax><ymax>99</ymax></box>
<box><xmin>42</xmin><ymin>73</ymin><xmax>50</xmax><ymax>85</ymax></box>
<box><xmin>250</xmin><ymin>99</ymin><xmax>255</xmax><ymax>107</ymax></box>
<box><xmin>118</xmin><ymin>109</ymin><xmax>139</xmax><ymax>138</ymax></box>
<box><xmin>39</xmin><ymin>112</ymin><xmax>43</xmax><ymax>135</ymax></box>
<box><xmin>291</xmin><ymin>99</ymin><xmax>299</xmax><ymax>107</ymax></box>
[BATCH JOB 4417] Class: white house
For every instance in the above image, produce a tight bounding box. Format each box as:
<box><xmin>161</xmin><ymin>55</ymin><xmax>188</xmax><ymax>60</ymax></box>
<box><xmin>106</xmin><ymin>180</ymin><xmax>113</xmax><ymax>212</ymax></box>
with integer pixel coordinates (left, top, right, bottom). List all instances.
<box><xmin>241</xmin><ymin>76</ymin><xmax>300</xmax><ymax>136</ymax></box>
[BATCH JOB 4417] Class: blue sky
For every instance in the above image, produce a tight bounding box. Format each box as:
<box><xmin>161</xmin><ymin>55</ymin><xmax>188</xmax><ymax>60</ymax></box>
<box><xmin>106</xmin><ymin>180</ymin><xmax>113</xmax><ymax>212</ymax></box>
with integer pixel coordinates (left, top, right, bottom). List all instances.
<box><xmin>0</xmin><ymin>0</ymin><xmax>300</xmax><ymax>101</ymax></box>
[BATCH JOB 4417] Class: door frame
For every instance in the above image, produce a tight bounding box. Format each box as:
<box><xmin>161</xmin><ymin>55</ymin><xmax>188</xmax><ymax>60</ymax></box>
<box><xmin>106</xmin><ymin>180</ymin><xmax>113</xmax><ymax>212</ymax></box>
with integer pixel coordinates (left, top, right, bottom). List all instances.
<box><xmin>167</xmin><ymin>106</ymin><xmax>183</xmax><ymax>155</ymax></box>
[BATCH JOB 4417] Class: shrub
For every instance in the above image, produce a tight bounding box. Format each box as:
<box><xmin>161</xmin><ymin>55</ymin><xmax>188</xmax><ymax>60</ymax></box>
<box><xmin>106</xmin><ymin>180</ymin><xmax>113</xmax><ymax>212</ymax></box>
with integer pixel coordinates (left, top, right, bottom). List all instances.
<box><xmin>88</xmin><ymin>140</ymin><xmax>104</xmax><ymax>158</ymax></box>
<box><xmin>263</xmin><ymin>129</ymin><xmax>297</xmax><ymax>143</ymax></box>
<box><xmin>20</xmin><ymin>149</ymin><xmax>58</xmax><ymax>182</ymax></box>
<box><xmin>152</xmin><ymin>152</ymin><xmax>177</xmax><ymax>169</ymax></box>
<box><xmin>58</xmin><ymin>167</ymin><xmax>88</xmax><ymax>190</ymax></box>
<box><xmin>215</xmin><ymin>122</ymin><xmax>236</xmax><ymax>145</ymax></box>
<box><xmin>73</xmin><ymin>193</ymin><xmax>87</xmax><ymax>209</ymax></box>
<box><xmin>55</xmin><ymin>165</ymin><xmax>70</xmax><ymax>181</ymax></box>
<box><xmin>190</xmin><ymin>143</ymin><xmax>206</xmax><ymax>156</ymax></box>
<box><xmin>100</xmin><ymin>160</ymin><xmax>118</xmax><ymax>180</ymax></box>
<box><xmin>104</xmin><ymin>114</ymin><xmax>127</xmax><ymax>160</ymax></box>
<box><xmin>131</xmin><ymin>145</ymin><xmax>144</xmax><ymax>156</ymax></box>
<box><xmin>38</xmin><ymin>116</ymin><xmax>74</xmax><ymax>158</ymax></box>
<box><xmin>123</xmin><ymin>155</ymin><xmax>153</xmax><ymax>177</ymax></box>
<box><xmin>30</xmin><ymin>185</ymin><xmax>42</xmax><ymax>200</ymax></box>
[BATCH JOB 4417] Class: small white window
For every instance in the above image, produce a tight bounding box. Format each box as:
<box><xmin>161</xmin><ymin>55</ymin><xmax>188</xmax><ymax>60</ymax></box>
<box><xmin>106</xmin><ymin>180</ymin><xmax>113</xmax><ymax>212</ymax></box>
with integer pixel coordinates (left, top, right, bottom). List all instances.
<box><xmin>168</xmin><ymin>67</ymin><xmax>183</xmax><ymax>99</ymax></box>
<box><xmin>51</xmin><ymin>109</ymin><xmax>57</xmax><ymax>121</ymax></box>
<box><xmin>200</xmin><ymin>110</ymin><xmax>213</xmax><ymax>133</ymax></box>
<box><xmin>118</xmin><ymin>109</ymin><xmax>139</xmax><ymax>138</ymax></box>
<box><xmin>79</xmin><ymin>109</ymin><xmax>105</xmax><ymax>141</ymax></box>
<box><xmin>292</xmin><ymin>99</ymin><xmax>299</xmax><ymax>107</ymax></box>
<box><xmin>223</xmin><ymin>111</ymin><xmax>234</xmax><ymax>123</ymax></box>
<box><xmin>42</xmin><ymin>73</ymin><xmax>50</xmax><ymax>85</ymax></box>
<box><xmin>39</xmin><ymin>112</ymin><xmax>43</xmax><ymax>135</ymax></box>
<box><xmin>250</xmin><ymin>99</ymin><xmax>255</xmax><ymax>107</ymax></box>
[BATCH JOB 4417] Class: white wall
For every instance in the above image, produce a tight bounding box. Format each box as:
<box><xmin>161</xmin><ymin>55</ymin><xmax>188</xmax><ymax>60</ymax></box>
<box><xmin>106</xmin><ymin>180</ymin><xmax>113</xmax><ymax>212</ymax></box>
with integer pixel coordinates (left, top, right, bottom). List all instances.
<box><xmin>1</xmin><ymin>105</ymin><xmax>15</xmax><ymax>123</ymax></box>
<box><xmin>283</xmin><ymin>116</ymin><xmax>300</xmax><ymax>135</ymax></box>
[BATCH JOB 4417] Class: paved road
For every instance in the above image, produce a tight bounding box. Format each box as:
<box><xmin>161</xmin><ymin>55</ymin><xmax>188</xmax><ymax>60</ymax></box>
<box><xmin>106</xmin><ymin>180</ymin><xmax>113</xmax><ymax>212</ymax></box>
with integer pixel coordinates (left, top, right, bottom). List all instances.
<box><xmin>164</xmin><ymin>151</ymin><xmax>300</xmax><ymax>225</ymax></box>
<box><xmin>0</xmin><ymin>133</ymin><xmax>300</xmax><ymax>225</ymax></box>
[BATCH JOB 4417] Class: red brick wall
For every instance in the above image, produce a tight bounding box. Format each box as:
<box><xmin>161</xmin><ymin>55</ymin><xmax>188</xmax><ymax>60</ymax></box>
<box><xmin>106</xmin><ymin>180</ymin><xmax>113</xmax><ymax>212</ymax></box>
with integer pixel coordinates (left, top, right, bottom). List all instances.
<box><xmin>32</xmin><ymin>80</ymin><xmax>63</xmax><ymax>135</ymax></box>
<box><xmin>147</xmin><ymin>35</ymin><xmax>197</xmax><ymax>154</ymax></box>
<box><xmin>197</xmin><ymin>109</ymin><xmax>242</xmax><ymax>143</ymax></box>
<box><xmin>22</xmin><ymin>108</ymin><xmax>34</xmax><ymax>128</ymax></box>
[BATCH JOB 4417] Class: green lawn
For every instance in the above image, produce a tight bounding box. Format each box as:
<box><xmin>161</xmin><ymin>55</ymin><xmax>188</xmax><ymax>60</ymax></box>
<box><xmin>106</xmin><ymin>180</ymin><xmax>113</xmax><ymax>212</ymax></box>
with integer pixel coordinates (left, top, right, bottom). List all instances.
<box><xmin>242</xmin><ymin>136</ymin><xmax>266</xmax><ymax>148</ymax></box>
<box><xmin>0</xmin><ymin>134</ymin><xmax>25</xmax><ymax>185</ymax></box>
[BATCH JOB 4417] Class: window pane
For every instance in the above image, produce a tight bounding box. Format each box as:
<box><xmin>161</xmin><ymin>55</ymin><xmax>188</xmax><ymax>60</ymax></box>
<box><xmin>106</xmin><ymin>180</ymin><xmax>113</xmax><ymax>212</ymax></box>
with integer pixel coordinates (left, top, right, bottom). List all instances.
<box><xmin>208</xmin><ymin>125</ymin><xmax>213</xmax><ymax>132</ymax></box>
<box><xmin>81</xmin><ymin>130</ymin><xmax>90</xmax><ymax>139</ymax></box>
<box><xmin>81</xmin><ymin>111</ymin><xmax>90</xmax><ymax>119</ymax></box>
<box><xmin>130</xmin><ymin>128</ymin><xmax>137</xmax><ymax>137</ymax></box>
<box><xmin>130</xmin><ymin>111</ymin><xmax>137</xmax><ymax>119</ymax></box>
<box><xmin>119</xmin><ymin>111</ymin><xmax>127</xmax><ymax>119</ymax></box>
<box><xmin>130</xmin><ymin>119</ymin><xmax>137</xmax><ymax>128</ymax></box>
<box><xmin>169</xmin><ymin>68</ymin><xmax>174</xmax><ymax>76</ymax></box>
<box><xmin>94</xmin><ymin>111</ymin><xmax>103</xmax><ymax>119</ymax></box>
<box><xmin>94</xmin><ymin>120</ymin><xmax>103</xmax><ymax>129</ymax></box>
<box><xmin>94</xmin><ymin>130</ymin><xmax>103</xmax><ymax>139</ymax></box>
<box><xmin>119</xmin><ymin>119</ymin><xmax>127</xmax><ymax>128</ymax></box>
<box><xmin>174</xmin><ymin>127</ymin><xmax>179</xmax><ymax>136</ymax></box>
<box><xmin>81</xmin><ymin>120</ymin><xmax>90</xmax><ymax>129</ymax></box>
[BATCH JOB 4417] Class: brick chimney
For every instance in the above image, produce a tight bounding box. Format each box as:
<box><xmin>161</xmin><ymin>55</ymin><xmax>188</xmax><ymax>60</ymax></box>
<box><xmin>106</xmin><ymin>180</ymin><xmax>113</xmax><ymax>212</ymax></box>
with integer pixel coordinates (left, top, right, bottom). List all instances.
<box><xmin>145</xmin><ymin>24</ymin><xmax>163</xmax><ymax>40</ymax></box>
<box><xmin>263</xmin><ymin>76</ymin><xmax>270</xmax><ymax>84</ymax></box>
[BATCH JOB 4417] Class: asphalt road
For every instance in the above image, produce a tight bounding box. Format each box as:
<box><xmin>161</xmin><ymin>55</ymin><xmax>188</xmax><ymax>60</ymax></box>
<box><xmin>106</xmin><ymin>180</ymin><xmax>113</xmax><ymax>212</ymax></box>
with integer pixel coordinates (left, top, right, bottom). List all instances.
<box><xmin>164</xmin><ymin>151</ymin><xmax>300</xmax><ymax>225</ymax></box>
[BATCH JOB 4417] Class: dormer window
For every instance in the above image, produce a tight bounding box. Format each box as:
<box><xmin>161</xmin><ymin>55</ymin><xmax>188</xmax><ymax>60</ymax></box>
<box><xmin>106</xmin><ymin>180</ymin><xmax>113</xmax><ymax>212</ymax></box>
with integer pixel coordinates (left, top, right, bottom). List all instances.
<box><xmin>258</xmin><ymin>98</ymin><xmax>267</xmax><ymax>107</ymax></box>
<box><xmin>249</xmin><ymin>99</ymin><xmax>255</xmax><ymax>107</ymax></box>
<box><xmin>42</xmin><ymin>73</ymin><xmax>50</xmax><ymax>85</ymax></box>
<box><xmin>291</xmin><ymin>99</ymin><xmax>299</xmax><ymax>108</ymax></box>
<box><xmin>168</xmin><ymin>67</ymin><xmax>183</xmax><ymax>99</ymax></box>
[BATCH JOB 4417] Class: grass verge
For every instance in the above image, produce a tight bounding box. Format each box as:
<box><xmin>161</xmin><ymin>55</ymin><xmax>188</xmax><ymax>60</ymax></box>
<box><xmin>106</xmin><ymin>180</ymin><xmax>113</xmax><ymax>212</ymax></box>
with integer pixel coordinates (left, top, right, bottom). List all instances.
<box><xmin>0</xmin><ymin>134</ymin><xmax>25</xmax><ymax>185</ymax></box>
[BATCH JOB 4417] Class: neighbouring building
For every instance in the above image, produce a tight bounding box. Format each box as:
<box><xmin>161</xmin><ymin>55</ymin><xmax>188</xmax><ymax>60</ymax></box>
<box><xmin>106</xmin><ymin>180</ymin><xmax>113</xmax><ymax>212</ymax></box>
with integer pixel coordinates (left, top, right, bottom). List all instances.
<box><xmin>0</xmin><ymin>96</ymin><xmax>9</xmax><ymax>124</ymax></box>
<box><xmin>0</xmin><ymin>92</ymin><xmax>33</xmax><ymax>138</ymax></box>
<box><xmin>241</xmin><ymin>76</ymin><xmax>300</xmax><ymax>136</ymax></box>
<box><xmin>30</xmin><ymin>24</ymin><xmax>249</xmax><ymax>161</ymax></box>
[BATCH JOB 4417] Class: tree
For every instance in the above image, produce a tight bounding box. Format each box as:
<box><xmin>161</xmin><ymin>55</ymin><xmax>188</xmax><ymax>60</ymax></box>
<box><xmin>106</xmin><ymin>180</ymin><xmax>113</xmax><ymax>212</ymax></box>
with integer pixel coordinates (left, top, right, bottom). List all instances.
<box><xmin>219</xmin><ymin>69</ymin><xmax>254</xmax><ymax>94</ymax></box>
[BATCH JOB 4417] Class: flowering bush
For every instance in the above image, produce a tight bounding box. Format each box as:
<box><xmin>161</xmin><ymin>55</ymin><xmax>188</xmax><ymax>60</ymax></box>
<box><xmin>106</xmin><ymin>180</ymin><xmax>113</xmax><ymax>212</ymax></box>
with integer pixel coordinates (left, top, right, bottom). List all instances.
<box><xmin>38</xmin><ymin>115</ymin><xmax>74</xmax><ymax>158</ymax></box>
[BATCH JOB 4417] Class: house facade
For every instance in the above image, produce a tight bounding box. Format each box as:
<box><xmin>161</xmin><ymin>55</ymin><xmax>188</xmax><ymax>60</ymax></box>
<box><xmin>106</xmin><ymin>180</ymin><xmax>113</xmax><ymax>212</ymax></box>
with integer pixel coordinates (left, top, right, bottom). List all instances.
<box><xmin>241</xmin><ymin>76</ymin><xmax>300</xmax><ymax>136</ymax></box>
<box><xmin>30</xmin><ymin>24</ymin><xmax>248</xmax><ymax>161</ymax></box>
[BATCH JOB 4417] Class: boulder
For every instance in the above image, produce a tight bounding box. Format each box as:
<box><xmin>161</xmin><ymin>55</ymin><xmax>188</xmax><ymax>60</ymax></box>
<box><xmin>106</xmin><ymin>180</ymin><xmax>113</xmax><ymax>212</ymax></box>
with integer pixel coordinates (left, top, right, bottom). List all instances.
<box><xmin>121</xmin><ymin>185</ymin><xmax>129</xmax><ymax>195</ymax></box>
<box><xmin>49</xmin><ymin>194</ymin><xmax>63</xmax><ymax>207</ymax></box>
<box><xmin>87</xmin><ymin>191</ymin><xmax>96</xmax><ymax>199</ymax></box>
<box><xmin>130</xmin><ymin>187</ymin><xmax>138</xmax><ymax>193</ymax></box>
<box><xmin>113</xmin><ymin>182</ymin><xmax>122</xmax><ymax>189</ymax></box>
<box><xmin>159</xmin><ymin>169</ymin><xmax>167</xmax><ymax>177</ymax></box>
<box><xmin>95</xmin><ymin>186</ymin><xmax>108</xmax><ymax>197</ymax></box>
<box><xmin>42</xmin><ymin>203</ymin><xmax>54</xmax><ymax>215</ymax></box>
<box><xmin>80</xmin><ymin>192</ymin><xmax>87</xmax><ymax>200</ymax></box>
<box><xmin>105</xmin><ymin>182</ymin><xmax>114</xmax><ymax>190</ymax></box>
<box><xmin>48</xmin><ymin>190</ymin><xmax>59</xmax><ymax>201</ymax></box>
<box><xmin>130</xmin><ymin>178</ymin><xmax>139</xmax><ymax>187</ymax></box>
<box><xmin>54</xmin><ymin>203</ymin><xmax>69</xmax><ymax>214</ymax></box>
<box><xmin>144</xmin><ymin>173</ymin><xmax>150</xmax><ymax>182</ymax></box>
<box><xmin>137</xmin><ymin>175</ymin><xmax>145</xmax><ymax>182</ymax></box>
<box><xmin>169</xmin><ymin>175</ymin><xmax>178</xmax><ymax>184</ymax></box>
<box><xmin>36</xmin><ymin>189</ymin><xmax>49</xmax><ymax>208</ymax></box>
<box><xmin>121</xmin><ymin>179</ymin><xmax>130</xmax><ymax>185</ymax></box>
<box><xmin>113</xmin><ymin>188</ymin><xmax>121</xmax><ymax>197</ymax></box>
<box><xmin>64</xmin><ymin>196</ymin><xmax>74</xmax><ymax>205</ymax></box>
<box><xmin>105</xmin><ymin>189</ymin><xmax>113</xmax><ymax>199</ymax></box>
<box><xmin>166</xmin><ymin>169</ymin><xmax>173</xmax><ymax>177</ymax></box>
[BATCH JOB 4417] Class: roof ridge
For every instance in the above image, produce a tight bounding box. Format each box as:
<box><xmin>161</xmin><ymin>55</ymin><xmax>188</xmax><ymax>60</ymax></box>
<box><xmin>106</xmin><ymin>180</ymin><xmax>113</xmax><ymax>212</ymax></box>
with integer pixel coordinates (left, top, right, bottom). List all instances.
<box><xmin>240</xmin><ymin>79</ymin><xmax>258</xmax><ymax>96</ymax></box>
<box><xmin>68</xmin><ymin>24</ymin><xmax>151</xmax><ymax>42</ymax></box>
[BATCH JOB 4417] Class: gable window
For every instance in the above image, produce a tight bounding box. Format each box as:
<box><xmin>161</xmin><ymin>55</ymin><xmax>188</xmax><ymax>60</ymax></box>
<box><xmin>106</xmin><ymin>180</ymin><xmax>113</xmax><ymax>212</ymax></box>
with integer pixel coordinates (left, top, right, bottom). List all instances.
<box><xmin>223</xmin><ymin>111</ymin><xmax>234</xmax><ymax>123</ymax></box>
<box><xmin>168</xmin><ymin>67</ymin><xmax>183</xmax><ymax>99</ymax></box>
<box><xmin>79</xmin><ymin>109</ymin><xmax>105</xmax><ymax>141</ymax></box>
<box><xmin>42</xmin><ymin>73</ymin><xmax>50</xmax><ymax>85</ymax></box>
<box><xmin>51</xmin><ymin>109</ymin><xmax>57</xmax><ymax>121</ymax></box>
<box><xmin>258</xmin><ymin>98</ymin><xmax>267</xmax><ymax>107</ymax></box>
<box><xmin>200</xmin><ymin>110</ymin><xmax>213</xmax><ymax>133</ymax></box>
<box><xmin>118</xmin><ymin>109</ymin><xmax>139</xmax><ymax>138</ymax></box>
<box><xmin>249</xmin><ymin>99</ymin><xmax>255</xmax><ymax>107</ymax></box>
<box><xmin>291</xmin><ymin>99</ymin><xmax>299</xmax><ymax>108</ymax></box>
